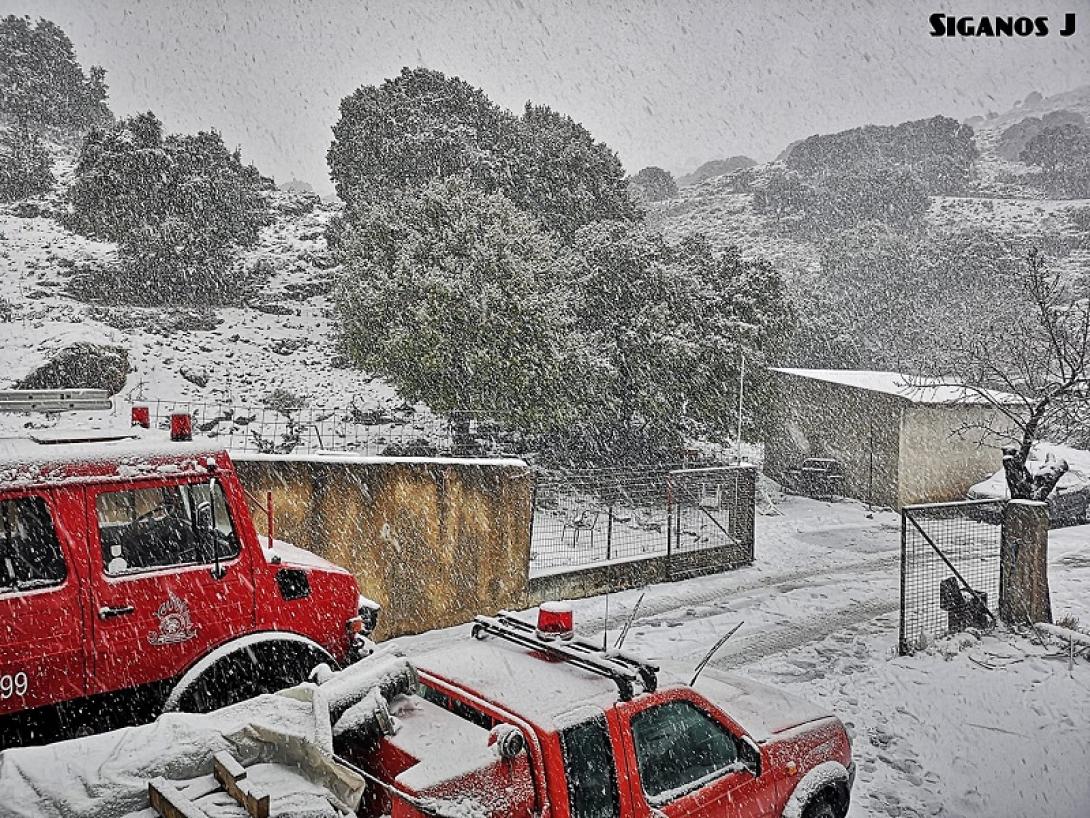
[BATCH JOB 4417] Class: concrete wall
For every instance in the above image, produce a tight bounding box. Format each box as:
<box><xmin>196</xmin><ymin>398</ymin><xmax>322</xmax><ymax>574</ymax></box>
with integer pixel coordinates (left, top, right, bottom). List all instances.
<box><xmin>233</xmin><ymin>454</ymin><xmax>533</xmax><ymax>639</ymax></box>
<box><xmin>765</xmin><ymin>373</ymin><xmax>903</xmax><ymax>507</ymax></box>
<box><xmin>897</xmin><ymin>405</ymin><xmax>1014</xmax><ymax>506</ymax></box>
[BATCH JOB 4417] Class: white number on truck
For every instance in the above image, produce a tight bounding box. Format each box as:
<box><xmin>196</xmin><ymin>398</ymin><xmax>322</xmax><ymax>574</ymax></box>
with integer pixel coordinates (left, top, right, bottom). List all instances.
<box><xmin>0</xmin><ymin>672</ymin><xmax>28</xmax><ymax>699</ymax></box>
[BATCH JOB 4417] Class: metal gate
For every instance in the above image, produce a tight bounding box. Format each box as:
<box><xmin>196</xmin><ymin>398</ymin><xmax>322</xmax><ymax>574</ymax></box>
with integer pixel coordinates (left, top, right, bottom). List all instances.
<box><xmin>899</xmin><ymin>499</ymin><xmax>1004</xmax><ymax>655</ymax></box>
<box><xmin>667</xmin><ymin>466</ymin><xmax>756</xmax><ymax>580</ymax></box>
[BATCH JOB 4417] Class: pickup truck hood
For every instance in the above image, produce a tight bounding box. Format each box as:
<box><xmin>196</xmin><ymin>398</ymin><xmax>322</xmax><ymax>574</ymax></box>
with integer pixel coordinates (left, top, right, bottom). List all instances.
<box><xmin>684</xmin><ymin>666</ymin><xmax>834</xmax><ymax>742</ymax></box>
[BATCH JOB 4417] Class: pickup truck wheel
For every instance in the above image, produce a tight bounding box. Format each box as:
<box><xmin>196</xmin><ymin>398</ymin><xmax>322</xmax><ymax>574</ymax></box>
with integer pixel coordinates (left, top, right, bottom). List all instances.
<box><xmin>168</xmin><ymin>639</ymin><xmax>334</xmax><ymax>713</ymax></box>
<box><xmin>801</xmin><ymin>798</ymin><xmax>837</xmax><ymax>818</ymax></box>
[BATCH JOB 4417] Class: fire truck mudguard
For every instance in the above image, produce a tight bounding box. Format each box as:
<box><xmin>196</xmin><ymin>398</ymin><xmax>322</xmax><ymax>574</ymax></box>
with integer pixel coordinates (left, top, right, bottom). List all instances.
<box><xmin>162</xmin><ymin>632</ymin><xmax>335</xmax><ymax>713</ymax></box>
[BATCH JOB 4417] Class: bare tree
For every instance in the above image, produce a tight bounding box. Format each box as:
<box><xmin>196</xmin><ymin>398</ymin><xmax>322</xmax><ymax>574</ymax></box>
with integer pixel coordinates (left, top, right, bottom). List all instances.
<box><xmin>918</xmin><ymin>248</ymin><xmax>1088</xmax><ymax>499</ymax></box>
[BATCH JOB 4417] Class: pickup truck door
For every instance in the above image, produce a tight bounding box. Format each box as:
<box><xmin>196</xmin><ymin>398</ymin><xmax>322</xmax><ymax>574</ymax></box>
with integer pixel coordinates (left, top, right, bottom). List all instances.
<box><xmin>613</xmin><ymin>692</ymin><xmax>776</xmax><ymax>818</ymax></box>
<box><xmin>0</xmin><ymin>488</ymin><xmax>87</xmax><ymax>728</ymax></box>
<box><xmin>84</xmin><ymin>477</ymin><xmax>255</xmax><ymax>696</ymax></box>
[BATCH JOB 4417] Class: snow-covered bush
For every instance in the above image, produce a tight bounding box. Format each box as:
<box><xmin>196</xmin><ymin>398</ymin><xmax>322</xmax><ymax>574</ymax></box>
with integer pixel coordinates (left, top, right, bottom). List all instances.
<box><xmin>0</xmin><ymin>125</ymin><xmax>53</xmax><ymax>201</ymax></box>
<box><xmin>65</xmin><ymin>112</ymin><xmax>271</xmax><ymax>304</ymax></box>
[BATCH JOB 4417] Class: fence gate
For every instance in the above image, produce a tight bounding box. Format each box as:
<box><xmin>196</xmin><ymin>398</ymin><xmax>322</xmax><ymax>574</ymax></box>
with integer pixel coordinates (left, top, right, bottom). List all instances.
<box><xmin>667</xmin><ymin>466</ymin><xmax>756</xmax><ymax>580</ymax></box>
<box><xmin>899</xmin><ymin>499</ymin><xmax>1005</xmax><ymax>655</ymax></box>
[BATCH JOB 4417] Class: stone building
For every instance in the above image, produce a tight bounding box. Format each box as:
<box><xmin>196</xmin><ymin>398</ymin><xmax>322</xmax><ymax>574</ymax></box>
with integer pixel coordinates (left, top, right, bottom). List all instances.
<box><xmin>765</xmin><ymin>368</ymin><xmax>1019</xmax><ymax>508</ymax></box>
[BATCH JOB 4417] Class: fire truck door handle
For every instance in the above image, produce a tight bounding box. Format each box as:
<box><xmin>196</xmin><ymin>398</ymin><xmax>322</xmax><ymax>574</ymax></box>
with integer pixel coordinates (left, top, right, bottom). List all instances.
<box><xmin>98</xmin><ymin>604</ymin><xmax>135</xmax><ymax>619</ymax></box>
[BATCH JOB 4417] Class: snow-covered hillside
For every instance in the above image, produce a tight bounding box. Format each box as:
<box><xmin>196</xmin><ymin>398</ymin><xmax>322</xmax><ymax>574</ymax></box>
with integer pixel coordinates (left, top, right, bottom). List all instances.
<box><xmin>649</xmin><ymin>86</ymin><xmax>1090</xmax><ymax>283</ymax></box>
<box><xmin>0</xmin><ymin>138</ymin><xmax>433</xmax><ymax>445</ymax></box>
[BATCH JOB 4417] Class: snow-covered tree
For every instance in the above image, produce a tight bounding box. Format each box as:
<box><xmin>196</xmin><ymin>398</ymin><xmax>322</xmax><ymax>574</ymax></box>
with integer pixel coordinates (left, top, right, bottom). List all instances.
<box><xmin>67</xmin><ymin>112</ymin><xmax>270</xmax><ymax>303</ymax></box>
<box><xmin>629</xmin><ymin>166</ymin><xmax>678</xmax><ymax>202</ymax></box>
<box><xmin>923</xmin><ymin>249</ymin><xmax>1089</xmax><ymax>497</ymax></box>
<box><xmin>557</xmin><ymin>223</ymin><xmax>793</xmax><ymax>464</ymax></box>
<box><xmin>328</xmin><ymin>67</ymin><xmax>638</xmax><ymax>237</ymax></box>
<box><xmin>0</xmin><ymin>16</ymin><xmax>111</xmax><ymax>128</ymax></box>
<box><xmin>333</xmin><ymin>176</ymin><xmax>577</xmax><ymax>429</ymax></box>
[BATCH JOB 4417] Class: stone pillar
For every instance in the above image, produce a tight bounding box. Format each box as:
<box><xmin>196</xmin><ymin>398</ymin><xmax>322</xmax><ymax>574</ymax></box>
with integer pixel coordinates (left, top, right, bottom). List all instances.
<box><xmin>999</xmin><ymin>500</ymin><xmax>1052</xmax><ymax>625</ymax></box>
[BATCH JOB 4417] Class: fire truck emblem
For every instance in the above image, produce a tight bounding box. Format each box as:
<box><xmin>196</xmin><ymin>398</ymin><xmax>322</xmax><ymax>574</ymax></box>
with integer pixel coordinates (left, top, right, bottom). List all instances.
<box><xmin>148</xmin><ymin>593</ymin><xmax>197</xmax><ymax>645</ymax></box>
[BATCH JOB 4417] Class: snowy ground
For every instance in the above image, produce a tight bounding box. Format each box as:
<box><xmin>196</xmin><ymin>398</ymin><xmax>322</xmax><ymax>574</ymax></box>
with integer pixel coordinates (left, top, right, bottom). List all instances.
<box><xmin>399</xmin><ymin>495</ymin><xmax>1090</xmax><ymax>818</ymax></box>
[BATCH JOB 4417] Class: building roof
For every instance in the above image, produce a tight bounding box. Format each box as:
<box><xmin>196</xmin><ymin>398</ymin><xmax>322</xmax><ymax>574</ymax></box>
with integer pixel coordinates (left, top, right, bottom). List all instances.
<box><xmin>771</xmin><ymin>368</ymin><xmax>1023</xmax><ymax>406</ymax></box>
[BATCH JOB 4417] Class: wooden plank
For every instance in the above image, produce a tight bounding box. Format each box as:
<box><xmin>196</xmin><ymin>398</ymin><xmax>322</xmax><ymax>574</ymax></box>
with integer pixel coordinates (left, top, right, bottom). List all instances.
<box><xmin>213</xmin><ymin>753</ymin><xmax>270</xmax><ymax>818</ymax></box>
<box><xmin>148</xmin><ymin>778</ymin><xmax>211</xmax><ymax>818</ymax></box>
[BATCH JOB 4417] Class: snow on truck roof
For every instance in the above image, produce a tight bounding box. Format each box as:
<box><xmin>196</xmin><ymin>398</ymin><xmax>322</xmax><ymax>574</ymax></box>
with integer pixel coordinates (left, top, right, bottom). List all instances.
<box><xmin>771</xmin><ymin>367</ymin><xmax>1022</xmax><ymax>406</ymax></box>
<box><xmin>416</xmin><ymin>636</ymin><xmax>630</xmax><ymax>728</ymax></box>
<box><xmin>0</xmin><ymin>430</ymin><xmax>224</xmax><ymax>483</ymax></box>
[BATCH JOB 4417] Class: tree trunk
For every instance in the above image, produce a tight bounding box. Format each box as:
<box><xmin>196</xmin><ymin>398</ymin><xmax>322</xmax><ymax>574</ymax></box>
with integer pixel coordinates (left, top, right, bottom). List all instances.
<box><xmin>999</xmin><ymin>500</ymin><xmax>1052</xmax><ymax>625</ymax></box>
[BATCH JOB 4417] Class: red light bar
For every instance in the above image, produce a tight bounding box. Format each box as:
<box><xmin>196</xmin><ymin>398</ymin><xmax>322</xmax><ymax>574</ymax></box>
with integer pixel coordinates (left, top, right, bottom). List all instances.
<box><xmin>170</xmin><ymin>413</ymin><xmax>192</xmax><ymax>442</ymax></box>
<box><xmin>537</xmin><ymin>601</ymin><xmax>574</xmax><ymax>641</ymax></box>
<box><xmin>131</xmin><ymin>405</ymin><xmax>150</xmax><ymax>428</ymax></box>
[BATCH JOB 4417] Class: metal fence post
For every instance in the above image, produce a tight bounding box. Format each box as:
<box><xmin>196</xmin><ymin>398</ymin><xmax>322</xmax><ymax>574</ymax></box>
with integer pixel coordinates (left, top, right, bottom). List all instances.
<box><xmin>665</xmin><ymin>475</ymin><xmax>673</xmax><ymax>576</ymax></box>
<box><xmin>606</xmin><ymin>504</ymin><xmax>614</xmax><ymax>563</ymax></box>
<box><xmin>899</xmin><ymin>506</ymin><xmax>908</xmax><ymax>656</ymax></box>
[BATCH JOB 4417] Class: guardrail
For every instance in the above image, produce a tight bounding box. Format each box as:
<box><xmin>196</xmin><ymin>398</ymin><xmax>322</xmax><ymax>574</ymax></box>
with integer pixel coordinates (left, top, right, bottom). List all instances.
<box><xmin>0</xmin><ymin>389</ymin><xmax>112</xmax><ymax>413</ymax></box>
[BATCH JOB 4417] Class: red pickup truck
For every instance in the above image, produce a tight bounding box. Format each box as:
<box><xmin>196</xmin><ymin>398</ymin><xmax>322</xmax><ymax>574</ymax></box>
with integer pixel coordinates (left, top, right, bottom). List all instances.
<box><xmin>344</xmin><ymin>608</ymin><xmax>855</xmax><ymax>818</ymax></box>
<box><xmin>0</xmin><ymin>423</ymin><xmax>377</xmax><ymax>747</ymax></box>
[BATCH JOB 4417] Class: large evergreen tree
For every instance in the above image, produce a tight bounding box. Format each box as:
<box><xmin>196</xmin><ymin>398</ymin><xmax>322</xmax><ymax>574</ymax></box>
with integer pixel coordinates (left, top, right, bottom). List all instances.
<box><xmin>328</xmin><ymin>67</ymin><xmax>638</xmax><ymax>236</ymax></box>
<box><xmin>333</xmin><ymin>176</ymin><xmax>577</xmax><ymax>428</ymax></box>
<box><xmin>0</xmin><ymin>16</ymin><xmax>111</xmax><ymax>128</ymax></box>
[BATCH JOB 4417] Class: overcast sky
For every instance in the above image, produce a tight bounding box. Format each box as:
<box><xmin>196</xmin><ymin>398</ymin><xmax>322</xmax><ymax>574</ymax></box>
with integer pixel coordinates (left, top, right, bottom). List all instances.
<box><xmin>13</xmin><ymin>0</ymin><xmax>1090</xmax><ymax>192</ymax></box>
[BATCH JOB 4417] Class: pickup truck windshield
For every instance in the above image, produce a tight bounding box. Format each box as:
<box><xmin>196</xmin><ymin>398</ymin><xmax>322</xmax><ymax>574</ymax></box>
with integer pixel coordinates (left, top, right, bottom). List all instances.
<box><xmin>630</xmin><ymin>700</ymin><xmax>739</xmax><ymax>804</ymax></box>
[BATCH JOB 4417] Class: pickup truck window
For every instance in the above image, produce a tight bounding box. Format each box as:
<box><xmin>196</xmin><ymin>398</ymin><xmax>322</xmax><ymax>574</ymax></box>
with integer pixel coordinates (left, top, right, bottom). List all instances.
<box><xmin>0</xmin><ymin>497</ymin><xmax>66</xmax><ymax>593</ymax></box>
<box><xmin>96</xmin><ymin>482</ymin><xmax>239</xmax><ymax>575</ymax></box>
<box><xmin>560</xmin><ymin>716</ymin><xmax>619</xmax><ymax>818</ymax></box>
<box><xmin>630</xmin><ymin>700</ymin><xmax>739</xmax><ymax>804</ymax></box>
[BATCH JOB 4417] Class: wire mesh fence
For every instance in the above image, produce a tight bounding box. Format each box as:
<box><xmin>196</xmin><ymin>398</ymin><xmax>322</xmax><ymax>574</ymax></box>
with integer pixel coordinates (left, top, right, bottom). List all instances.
<box><xmin>668</xmin><ymin>466</ymin><xmax>756</xmax><ymax>579</ymax></box>
<box><xmin>899</xmin><ymin>499</ymin><xmax>1005</xmax><ymax>655</ymax></box>
<box><xmin>141</xmin><ymin>400</ymin><xmax>525</xmax><ymax>457</ymax></box>
<box><xmin>531</xmin><ymin>464</ymin><xmax>756</xmax><ymax>576</ymax></box>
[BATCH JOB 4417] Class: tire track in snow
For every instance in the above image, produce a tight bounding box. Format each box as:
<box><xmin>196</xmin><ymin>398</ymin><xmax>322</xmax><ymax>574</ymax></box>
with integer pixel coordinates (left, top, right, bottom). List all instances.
<box><xmin>576</xmin><ymin>552</ymin><xmax>899</xmax><ymax>636</ymax></box>
<box><xmin>706</xmin><ymin>598</ymin><xmax>898</xmax><ymax>669</ymax></box>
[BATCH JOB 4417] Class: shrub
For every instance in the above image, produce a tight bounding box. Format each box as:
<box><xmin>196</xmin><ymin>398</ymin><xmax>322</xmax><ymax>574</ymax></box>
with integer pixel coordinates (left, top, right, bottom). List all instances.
<box><xmin>0</xmin><ymin>125</ymin><xmax>53</xmax><ymax>201</ymax></box>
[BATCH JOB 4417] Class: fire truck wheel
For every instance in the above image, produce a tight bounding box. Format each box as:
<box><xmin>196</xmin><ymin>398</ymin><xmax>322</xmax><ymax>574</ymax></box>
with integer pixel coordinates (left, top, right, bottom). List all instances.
<box><xmin>166</xmin><ymin>637</ymin><xmax>335</xmax><ymax>714</ymax></box>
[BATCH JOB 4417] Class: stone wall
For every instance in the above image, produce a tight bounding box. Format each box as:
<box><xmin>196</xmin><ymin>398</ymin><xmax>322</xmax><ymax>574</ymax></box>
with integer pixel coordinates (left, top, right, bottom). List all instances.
<box><xmin>233</xmin><ymin>454</ymin><xmax>533</xmax><ymax>638</ymax></box>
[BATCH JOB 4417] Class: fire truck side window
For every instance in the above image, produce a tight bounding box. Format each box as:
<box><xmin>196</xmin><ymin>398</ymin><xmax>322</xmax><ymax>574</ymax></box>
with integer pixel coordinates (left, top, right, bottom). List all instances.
<box><xmin>0</xmin><ymin>497</ymin><xmax>67</xmax><ymax>592</ymax></box>
<box><xmin>630</xmin><ymin>700</ymin><xmax>739</xmax><ymax>804</ymax></box>
<box><xmin>96</xmin><ymin>483</ymin><xmax>240</xmax><ymax>575</ymax></box>
<box><xmin>560</xmin><ymin>716</ymin><xmax>619</xmax><ymax>818</ymax></box>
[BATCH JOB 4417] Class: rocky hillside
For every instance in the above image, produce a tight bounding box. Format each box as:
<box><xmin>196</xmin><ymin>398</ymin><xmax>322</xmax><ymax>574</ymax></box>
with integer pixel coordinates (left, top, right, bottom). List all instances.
<box><xmin>0</xmin><ymin>136</ymin><xmax>433</xmax><ymax>446</ymax></box>
<box><xmin>649</xmin><ymin>85</ymin><xmax>1090</xmax><ymax>285</ymax></box>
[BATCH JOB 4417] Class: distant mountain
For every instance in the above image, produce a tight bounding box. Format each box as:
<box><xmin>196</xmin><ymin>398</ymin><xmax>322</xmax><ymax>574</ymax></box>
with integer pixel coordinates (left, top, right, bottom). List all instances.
<box><xmin>678</xmin><ymin>156</ymin><xmax>756</xmax><ymax>187</ymax></box>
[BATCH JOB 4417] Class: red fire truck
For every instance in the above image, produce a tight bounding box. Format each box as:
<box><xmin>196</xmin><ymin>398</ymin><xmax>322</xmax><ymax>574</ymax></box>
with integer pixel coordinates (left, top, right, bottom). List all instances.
<box><xmin>0</xmin><ymin>420</ymin><xmax>378</xmax><ymax>746</ymax></box>
<box><xmin>340</xmin><ymin>607</ymin><xmax>855</xmax><ymax>818</ymax></box>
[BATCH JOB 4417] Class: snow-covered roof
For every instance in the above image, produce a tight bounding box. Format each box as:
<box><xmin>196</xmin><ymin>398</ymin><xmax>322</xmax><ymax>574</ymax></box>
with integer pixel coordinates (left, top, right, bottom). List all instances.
<box><xmin>0</xmin><ymin>430</ymin><xmax>222</xmax><ymax>481</ymax></box>
<box><xmin>415</xmin><ymin>637</ymin><xmax>623</xmax><ymax>728</ymax></box>
<box><xmin>771</xmin><ymin>368</ymin><xmax>1022</xmax><ymax>406</ymax></box>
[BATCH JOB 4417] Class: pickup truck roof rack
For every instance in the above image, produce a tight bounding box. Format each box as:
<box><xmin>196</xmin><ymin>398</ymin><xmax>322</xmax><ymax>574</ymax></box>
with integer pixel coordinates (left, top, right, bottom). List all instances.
<box><xmin>471</xmin><ymin>611</ymin><xmax>658</xmax><ymax>701</ymax></box>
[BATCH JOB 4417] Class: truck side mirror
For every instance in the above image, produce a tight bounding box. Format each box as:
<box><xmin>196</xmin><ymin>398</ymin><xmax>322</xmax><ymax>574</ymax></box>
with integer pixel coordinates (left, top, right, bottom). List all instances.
<box><xmin>195</xmin><ymin>500</ymin><xmax>225</xmax><ymax>579</ymax></box>
<box><xmin>739</xmin><ymin>735</ymin><xmax>761</xmax><ymax>777</ymax></box>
